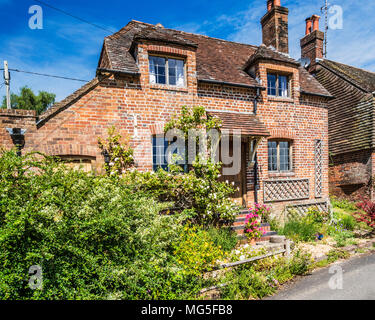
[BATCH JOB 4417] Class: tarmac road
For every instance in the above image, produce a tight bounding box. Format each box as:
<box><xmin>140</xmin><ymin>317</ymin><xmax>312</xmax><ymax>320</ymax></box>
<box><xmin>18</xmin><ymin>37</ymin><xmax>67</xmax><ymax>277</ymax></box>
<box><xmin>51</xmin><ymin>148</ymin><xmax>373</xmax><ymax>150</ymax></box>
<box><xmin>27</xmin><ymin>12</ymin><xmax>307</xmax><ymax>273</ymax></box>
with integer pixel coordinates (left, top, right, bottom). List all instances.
<box><xmin>267</xmin><ymin>253</ymin><xmax>375</xmax><ymax>300</ymax></box>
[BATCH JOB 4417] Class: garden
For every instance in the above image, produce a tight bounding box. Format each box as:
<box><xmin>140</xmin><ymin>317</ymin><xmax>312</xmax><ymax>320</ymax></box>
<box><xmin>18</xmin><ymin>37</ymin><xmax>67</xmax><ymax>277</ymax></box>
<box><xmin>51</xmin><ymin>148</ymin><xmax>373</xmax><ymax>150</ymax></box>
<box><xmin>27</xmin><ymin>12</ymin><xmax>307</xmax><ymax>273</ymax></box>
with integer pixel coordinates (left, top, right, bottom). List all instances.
<box><xmin>1</xmin><ymin>106</ymin><xmax>375</xmax><ymax>300</ymax></box>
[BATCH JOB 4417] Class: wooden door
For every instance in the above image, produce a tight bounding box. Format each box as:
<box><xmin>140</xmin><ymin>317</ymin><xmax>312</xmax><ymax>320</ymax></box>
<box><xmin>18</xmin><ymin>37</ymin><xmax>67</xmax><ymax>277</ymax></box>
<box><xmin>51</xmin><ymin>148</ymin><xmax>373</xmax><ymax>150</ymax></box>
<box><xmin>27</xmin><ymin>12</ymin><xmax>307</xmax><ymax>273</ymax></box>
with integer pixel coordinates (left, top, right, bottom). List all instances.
<box><xmin>218</xmin><ymin>139</ymin><xmax>247</xmax><ymax>207</ymax></box>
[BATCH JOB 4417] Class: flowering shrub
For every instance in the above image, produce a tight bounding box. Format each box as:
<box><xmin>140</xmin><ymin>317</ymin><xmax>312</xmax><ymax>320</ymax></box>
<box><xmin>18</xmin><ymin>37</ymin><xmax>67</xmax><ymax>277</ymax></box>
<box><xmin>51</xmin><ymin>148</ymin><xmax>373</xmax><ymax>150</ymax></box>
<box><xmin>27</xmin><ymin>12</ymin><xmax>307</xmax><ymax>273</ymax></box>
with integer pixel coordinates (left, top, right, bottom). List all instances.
<box><xmin>355</xmin><ymin>199</ymin><xmax>375</xmax><ymax>229</ymax></box>
<box><xmin>173</xmin><ymin>224</ymin><xmax>223</xmax><ymax>276</ymax></box>
<box><xmin>98</xmin><ymin>126</ymin><xmax>134</xmax><ymax>175</ymax></box>
<box><xmin>127</xmin><ymin>158</ymin><xmax>239</xmax><ymax>226</ymax></box>
<box><xmin>252</xmin><ymin>203</ymin><xmax>271</xmax><ymax>223</ymax></box>
<box><xmin>244</xmin><ymin>209</ymin><xmax>267</xmax><ymax>240</ymax></box>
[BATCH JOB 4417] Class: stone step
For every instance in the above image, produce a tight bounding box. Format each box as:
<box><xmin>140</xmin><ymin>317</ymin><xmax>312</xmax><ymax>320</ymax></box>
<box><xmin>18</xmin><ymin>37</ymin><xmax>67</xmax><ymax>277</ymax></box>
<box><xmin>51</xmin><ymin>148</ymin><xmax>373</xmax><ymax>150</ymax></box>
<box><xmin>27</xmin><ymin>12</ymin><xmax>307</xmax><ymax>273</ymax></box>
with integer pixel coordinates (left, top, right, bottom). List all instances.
<box><xmin>270</xmin><ymin>235</ymin><xmax>286</xmax><ymax>243</ymax></box>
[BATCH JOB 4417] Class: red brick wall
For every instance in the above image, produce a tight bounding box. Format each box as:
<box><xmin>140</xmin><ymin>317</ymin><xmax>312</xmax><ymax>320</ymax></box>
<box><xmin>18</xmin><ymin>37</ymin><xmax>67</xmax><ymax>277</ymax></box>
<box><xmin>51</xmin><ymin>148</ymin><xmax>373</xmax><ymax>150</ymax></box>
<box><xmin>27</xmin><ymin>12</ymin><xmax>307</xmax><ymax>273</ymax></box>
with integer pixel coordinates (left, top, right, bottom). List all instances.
<box><xmin>0</xmin><ymin>109</ymin><xmax>37</xmax><ymax>151</ymax></box>
<box><xmin>0</xmin><ymin>40</ymin><xmax>329</xmax><ymax>214</ymax></box>
<box><xmin>329</xmin><ymin>149</ymin><xmax>373</xmax><ymax>201</ymax></box>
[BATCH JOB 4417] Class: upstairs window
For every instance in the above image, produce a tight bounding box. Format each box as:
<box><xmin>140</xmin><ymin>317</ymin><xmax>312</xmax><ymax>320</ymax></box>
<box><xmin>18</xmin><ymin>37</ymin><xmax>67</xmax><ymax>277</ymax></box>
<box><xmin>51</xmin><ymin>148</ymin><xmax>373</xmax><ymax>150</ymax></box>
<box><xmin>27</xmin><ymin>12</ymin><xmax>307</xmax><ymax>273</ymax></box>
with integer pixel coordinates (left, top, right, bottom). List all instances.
<box><xmin>268</xmin><ymin>140</ymin><xmax>292</xmax><ymax>172</ymax></box>
<box><xmin>149</xmin><ymin>56</ymin><xmax>185</xmax><ymax>87</ymax></box>
<box><xmin>267</xmin><ymin>73</ymin><xmax>290</xmax><ymax>97</ymax></box>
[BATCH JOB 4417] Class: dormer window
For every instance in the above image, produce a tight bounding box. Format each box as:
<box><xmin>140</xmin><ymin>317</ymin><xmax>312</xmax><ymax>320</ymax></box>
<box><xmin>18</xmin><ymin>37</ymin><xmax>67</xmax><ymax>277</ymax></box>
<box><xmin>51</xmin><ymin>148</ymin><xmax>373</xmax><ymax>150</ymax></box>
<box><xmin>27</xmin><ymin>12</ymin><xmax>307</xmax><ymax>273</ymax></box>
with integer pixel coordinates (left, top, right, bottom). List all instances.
<box><xmin>267</xmin><ymin>73</ymin><xmax>290</xmax><ymax>97</ymax></box>
<box><xmin>149</xmin><ymin>55</ymin><xmax>185</xmax><ymax>87</ymax></box>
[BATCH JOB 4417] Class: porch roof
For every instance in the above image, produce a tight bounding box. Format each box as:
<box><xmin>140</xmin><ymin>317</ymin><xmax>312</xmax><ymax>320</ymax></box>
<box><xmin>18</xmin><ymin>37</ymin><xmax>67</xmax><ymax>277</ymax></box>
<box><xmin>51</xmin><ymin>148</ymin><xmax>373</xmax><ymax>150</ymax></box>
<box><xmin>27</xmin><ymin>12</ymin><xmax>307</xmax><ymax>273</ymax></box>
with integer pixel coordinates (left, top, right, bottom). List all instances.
<box><xmin>207</xmin><ymin>111</ymin><xmax>270</xmax><ymax>137</ymax></box>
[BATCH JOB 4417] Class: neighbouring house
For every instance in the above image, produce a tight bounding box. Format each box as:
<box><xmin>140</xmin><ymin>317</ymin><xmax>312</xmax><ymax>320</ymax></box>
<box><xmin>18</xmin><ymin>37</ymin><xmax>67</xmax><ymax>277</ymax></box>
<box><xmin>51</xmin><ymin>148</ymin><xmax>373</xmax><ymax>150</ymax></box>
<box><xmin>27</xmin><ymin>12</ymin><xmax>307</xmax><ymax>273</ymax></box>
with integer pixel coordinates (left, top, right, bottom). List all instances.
<box><xmin>0</xmin><ymin>0</ymin><xmax>332</xmax><ymax>219</ymax></box>
<box><xmin>300</xmin><ymin>14</ymin><xmax>375</xmax><ymax>201</ymax></box>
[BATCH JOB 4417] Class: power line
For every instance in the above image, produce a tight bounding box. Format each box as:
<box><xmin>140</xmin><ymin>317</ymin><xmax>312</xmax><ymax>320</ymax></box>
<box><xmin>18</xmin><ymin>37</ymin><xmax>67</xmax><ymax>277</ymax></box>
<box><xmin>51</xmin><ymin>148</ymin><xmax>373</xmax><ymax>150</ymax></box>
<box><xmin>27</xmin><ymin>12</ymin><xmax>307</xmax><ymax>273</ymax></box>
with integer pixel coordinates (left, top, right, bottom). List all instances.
<box><xmin>34</xmin><ymin>0</ymin><xmax>116</xmax><ymax>34</ymax></box>
<box><xmin>0</xmin><ymin>68</ymin><xmax>89</xmax><ymax>82</ymax></box>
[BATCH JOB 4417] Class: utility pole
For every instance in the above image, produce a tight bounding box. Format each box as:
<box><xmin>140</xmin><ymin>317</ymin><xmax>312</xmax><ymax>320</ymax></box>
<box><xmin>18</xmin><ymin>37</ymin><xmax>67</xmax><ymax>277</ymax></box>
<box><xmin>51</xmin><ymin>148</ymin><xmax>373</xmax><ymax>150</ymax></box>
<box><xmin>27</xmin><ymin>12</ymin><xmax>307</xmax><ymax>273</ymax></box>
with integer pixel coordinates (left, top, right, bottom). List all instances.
<box><xmin>3</xmin><ymin>60</ymin><xmax>11</xmax><ymax>109</ymax></box>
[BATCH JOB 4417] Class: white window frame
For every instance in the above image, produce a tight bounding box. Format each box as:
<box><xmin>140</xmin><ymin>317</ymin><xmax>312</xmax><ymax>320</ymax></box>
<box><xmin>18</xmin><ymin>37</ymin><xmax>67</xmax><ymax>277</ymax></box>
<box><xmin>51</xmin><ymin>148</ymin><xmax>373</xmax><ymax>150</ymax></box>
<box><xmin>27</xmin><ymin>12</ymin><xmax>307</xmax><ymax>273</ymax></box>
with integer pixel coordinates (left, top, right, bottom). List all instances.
<box><xmin>268</xmin><ymin>139</ymin><xmax>293</xmax><ymax>172</ymax></box>
<box><xmin>149</xmin><ymin>55</ymin><xmax>186</xmax><ymax>87</ymax></box>
<box><xmin>267</xmin><ymin>73</ymin><xmax>291</xmax><ymax>98</ymax></box>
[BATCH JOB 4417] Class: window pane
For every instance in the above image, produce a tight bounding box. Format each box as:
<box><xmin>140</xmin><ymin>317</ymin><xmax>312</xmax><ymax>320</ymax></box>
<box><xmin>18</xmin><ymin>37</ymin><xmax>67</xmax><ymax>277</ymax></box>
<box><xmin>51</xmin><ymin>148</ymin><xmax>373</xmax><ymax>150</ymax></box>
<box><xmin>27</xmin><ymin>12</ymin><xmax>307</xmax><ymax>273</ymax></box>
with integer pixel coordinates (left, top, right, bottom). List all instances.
<box><xmin>149</xmin><ymin>56</ymin><xmax>166</xmax><ymax>84</ymax></box>
<box><xmin>278</xmin><ymin>75</ymin><xmax>289</xmax><ymax>97</ymax></box>
<box><xmin>168</xmin><ymin>58</ymin><xmax>184</xmax><ymax>87</ymax></box>
<box><xmin>176</xmin><ymin>59</ymin><xmax>185</xmax><ymax>87</ymax></box>
<box><xmin>268</xmin><ymin>141</ymin><xmax>278</xmax><ymax>171</ymax></box>
<box><xmin>279</xmin><ymin>141</ymin><xmax>290</xmax><ymax>171</ymax></box>
<box><xmin>267</xmin><ymin>74</ymin><xmax>277</xmax><ymax>96</ymax></box>
<box><xmin>152</xmin><ymin>136</ymin><xmax>168</xmax><ymax>171</ymax></box>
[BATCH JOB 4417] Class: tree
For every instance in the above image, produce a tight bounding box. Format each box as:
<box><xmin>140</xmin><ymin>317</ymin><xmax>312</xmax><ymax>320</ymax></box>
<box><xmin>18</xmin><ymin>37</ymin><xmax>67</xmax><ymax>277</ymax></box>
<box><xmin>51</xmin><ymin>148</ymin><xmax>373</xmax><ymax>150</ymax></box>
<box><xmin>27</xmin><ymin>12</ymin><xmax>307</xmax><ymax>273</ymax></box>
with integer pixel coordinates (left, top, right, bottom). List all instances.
<box><xmin>1</xmin><ymin>86</ymin><xmax>55</xmax><ymax>115</ymax></box>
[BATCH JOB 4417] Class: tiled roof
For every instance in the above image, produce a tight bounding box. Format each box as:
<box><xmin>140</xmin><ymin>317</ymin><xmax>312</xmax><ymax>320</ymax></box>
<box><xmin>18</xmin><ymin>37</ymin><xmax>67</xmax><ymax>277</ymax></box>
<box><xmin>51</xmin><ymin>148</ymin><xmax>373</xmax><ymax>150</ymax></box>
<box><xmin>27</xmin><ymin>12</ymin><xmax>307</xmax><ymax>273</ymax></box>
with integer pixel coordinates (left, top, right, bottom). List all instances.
<box><xmin>98</xmin><ymin>20</ymin><xmax>330</xmax><ymax>96</ymax></box>
<box><xmin>319</xmin><ymin>60</ymin><xmax>375</xmax><ymax>93</ymax></box>
<box><xmin>299</xmin><ymin>66</ymin><xmax>332</xmax><ymax>97</ymax></box>
<box><xmin>37</xmin><ymin>78</ymin><xmax>101</xmax><ymax>126</ymax></box>
<box><xmin>244</xmin><ymin>44</ymin><xmax>300</xmax><ymax>68</ymax></box>
<box><xmin>207</xmin><ymin>111</ymin><xmax>270</xmax><ymax>137</ymax></box>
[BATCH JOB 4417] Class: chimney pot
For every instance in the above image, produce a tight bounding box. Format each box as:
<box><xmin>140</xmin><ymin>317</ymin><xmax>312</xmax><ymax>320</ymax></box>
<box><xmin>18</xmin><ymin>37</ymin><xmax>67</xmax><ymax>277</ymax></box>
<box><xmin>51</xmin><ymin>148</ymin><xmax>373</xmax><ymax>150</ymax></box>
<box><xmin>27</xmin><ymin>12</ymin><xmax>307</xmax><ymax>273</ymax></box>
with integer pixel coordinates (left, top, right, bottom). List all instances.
<box><xmin>305</xmin><ymin>17</ymin><xmax>312</xmax><ymax>35</ymax></box>
<box><xmin>311</xmin><ymin>14</ymin><xmax>320</xmax><ymax>32</ymax></box>
<box><xmin>267</xmin><ymin>0</ymin><xmax>273</xmax><ymax>11</ymax></box>
<box><xmin>267</xmin><ymin>0</ymin><xmax>281</xmax><ymax>11</ymax></box>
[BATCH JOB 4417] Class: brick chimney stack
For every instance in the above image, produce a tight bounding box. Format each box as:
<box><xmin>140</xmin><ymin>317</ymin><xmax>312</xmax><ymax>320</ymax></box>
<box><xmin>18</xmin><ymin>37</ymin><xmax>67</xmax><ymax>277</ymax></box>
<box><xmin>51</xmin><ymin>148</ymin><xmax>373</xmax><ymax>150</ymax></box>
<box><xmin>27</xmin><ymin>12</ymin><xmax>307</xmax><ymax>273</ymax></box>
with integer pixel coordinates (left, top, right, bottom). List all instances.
<box><xmin>261</xmin><ymin>0</ymin><xmax>289</xmax><ymax>54</ymax></box>
<box><xmin>301</xmin><ymin>14</ymin><xmax>324</xmax><ymax>70</ymax></box>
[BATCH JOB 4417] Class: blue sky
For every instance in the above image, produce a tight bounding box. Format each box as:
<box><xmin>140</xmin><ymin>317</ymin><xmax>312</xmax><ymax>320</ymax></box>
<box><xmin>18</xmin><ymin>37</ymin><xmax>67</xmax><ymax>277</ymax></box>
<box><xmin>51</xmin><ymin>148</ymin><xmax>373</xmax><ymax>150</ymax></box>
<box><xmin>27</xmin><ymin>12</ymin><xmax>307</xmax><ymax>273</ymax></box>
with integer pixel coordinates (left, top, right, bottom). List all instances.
<box><xmin>0</xmin><ymin>0</ymin><xmax>374</xmax><ymax>101</ymax></box>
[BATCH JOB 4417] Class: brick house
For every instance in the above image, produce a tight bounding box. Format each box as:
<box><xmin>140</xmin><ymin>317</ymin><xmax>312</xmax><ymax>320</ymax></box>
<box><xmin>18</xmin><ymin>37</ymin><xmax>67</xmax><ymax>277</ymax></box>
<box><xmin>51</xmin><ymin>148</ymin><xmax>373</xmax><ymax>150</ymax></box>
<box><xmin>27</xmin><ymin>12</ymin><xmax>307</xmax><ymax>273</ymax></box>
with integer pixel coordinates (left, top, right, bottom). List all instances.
<box><xmin>300</xmin><ymin>14</ymin><xmax>375</xmax><ymax>201</ymax></box>
<box><xmin>0</xmin><ymin>0</ymin><xmax>332</xmax><ymax>217</ymax></box>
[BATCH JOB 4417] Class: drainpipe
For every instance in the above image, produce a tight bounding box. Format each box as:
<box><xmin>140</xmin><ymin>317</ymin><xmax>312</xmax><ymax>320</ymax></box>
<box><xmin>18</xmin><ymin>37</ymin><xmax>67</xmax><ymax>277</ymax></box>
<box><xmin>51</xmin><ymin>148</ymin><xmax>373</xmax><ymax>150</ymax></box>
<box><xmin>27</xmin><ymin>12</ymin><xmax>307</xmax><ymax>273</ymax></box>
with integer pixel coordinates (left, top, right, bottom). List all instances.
<box><xmin>253</xmin><ymin>88</ymin><xmax>261</xmax><ymax>204</ymax></box>
<box><xmin>253</xmin><ymin>87</ymin><xmax>261</xmax><ymax>115</ymax></box>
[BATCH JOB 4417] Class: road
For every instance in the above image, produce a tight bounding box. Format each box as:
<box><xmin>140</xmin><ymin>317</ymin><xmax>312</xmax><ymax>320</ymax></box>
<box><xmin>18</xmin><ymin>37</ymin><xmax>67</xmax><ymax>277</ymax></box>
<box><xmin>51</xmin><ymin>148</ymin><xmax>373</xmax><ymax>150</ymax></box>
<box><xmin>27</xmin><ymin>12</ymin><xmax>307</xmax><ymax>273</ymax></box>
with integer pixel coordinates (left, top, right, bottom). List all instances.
<box><xmin>267</xmin><ymin>253</ymin><xmax>375</xmax><ymax>300</ymax></box>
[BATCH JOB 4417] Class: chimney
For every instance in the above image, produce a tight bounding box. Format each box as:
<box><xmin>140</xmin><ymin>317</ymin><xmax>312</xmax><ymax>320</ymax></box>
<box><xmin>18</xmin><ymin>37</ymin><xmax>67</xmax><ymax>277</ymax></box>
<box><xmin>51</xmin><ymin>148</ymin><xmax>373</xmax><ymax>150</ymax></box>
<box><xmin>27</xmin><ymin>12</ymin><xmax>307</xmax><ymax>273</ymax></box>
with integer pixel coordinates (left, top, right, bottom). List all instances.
<box><xmin>261</xmin><ymin>0</ymin><xmax>289</xmax><ymax>54</ymax></box>
<box><xmin>301</xmin><ymin>14</ymin><xmax>324</xmax><ymax>69</ymax></box>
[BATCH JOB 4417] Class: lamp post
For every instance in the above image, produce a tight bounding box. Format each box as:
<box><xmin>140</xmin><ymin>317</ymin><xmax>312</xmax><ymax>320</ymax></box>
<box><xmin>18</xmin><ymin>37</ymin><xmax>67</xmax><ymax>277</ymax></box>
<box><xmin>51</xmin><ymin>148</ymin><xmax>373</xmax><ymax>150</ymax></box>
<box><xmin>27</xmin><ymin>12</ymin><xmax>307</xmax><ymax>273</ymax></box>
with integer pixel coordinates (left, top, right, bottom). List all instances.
<box><xmin>102</xmin><ymin>149</ymin><xmax>110</xmax><ymax>173</ymax></box>
<box><xmin>6</xmin><ymin>128</ymin><xmax>26</xmax><ymax>156</ymax></box>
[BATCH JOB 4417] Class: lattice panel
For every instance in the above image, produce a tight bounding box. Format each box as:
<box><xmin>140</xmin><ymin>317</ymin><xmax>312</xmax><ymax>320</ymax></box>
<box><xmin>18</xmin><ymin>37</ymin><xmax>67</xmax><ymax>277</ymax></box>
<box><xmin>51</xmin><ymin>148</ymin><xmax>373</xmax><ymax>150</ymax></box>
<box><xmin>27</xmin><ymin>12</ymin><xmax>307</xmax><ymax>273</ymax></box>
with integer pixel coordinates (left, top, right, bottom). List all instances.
<box><xmin>263</xmin><ymin>179</ymin><xmax>310</xmax><ymax>202</ymax></box>
<box><xmin>286</xmin><ymin>200</ymin><xmax>329</xmax><ymax>220</ymax></box>
<box><xmin>315</xmin><ymin>140</ymin><xmax>323</xmax><ymax>198</ymax></box>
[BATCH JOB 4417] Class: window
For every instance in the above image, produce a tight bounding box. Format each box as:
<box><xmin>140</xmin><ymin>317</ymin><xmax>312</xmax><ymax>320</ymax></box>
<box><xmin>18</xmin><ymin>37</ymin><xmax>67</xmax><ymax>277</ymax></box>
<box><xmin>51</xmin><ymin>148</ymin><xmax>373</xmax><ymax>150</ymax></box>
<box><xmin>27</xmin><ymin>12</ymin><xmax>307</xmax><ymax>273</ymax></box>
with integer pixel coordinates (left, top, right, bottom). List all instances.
<box><xmin>58</xmin><ymin>156</ymin><xmax>95</xmax><ymax>173</ymax></box>
<box><xmin>152</xmin><ymin>136</ymin><xmax>187</xmax><ymax>172</ymax></box>
<box><xmin>152</xmin><ymin>136</ymin><xmax>169</xmax><ymax>171</ymax></box>
<box><xmin>267</xmin><ymin>73</ymin><xmax>290</xmax><ymax>97</ymax></box>
<box><xmin>149</xmin><ymin>56</ymin><xmax>185</xmax><ymax>87</ymax></box>
<box><xmin>268</xmin><ymin>140</ymin><xmax>291</xmax><ymax>172</ymax></box>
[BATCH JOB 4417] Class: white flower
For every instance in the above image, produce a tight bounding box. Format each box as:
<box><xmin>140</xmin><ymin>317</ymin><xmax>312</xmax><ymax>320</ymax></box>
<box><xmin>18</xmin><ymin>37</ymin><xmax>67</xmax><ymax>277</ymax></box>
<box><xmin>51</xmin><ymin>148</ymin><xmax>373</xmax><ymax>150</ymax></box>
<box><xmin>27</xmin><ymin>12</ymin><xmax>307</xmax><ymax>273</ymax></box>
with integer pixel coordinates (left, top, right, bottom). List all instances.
<box><xmin>109</xmin><ymin>162</ymin><xmax>115</xmax><ymax>167</ymax></box>
<box><xmin>239</xmin><ymin>255</ymin><xmax>245</xmax><ymax>261</ymax></box>
<box><xmin>243</xmin><ymin>244</ymin><xmax>249</xmax><ymax>249</ymax></box>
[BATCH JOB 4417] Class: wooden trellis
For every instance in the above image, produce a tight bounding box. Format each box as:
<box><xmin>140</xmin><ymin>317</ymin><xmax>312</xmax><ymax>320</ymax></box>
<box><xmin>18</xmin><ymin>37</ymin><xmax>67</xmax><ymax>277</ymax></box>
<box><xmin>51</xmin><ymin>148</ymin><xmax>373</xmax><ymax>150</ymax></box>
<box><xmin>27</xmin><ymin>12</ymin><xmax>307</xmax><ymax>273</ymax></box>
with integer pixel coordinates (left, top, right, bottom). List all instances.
<box><xmin>315</xmin><ymin>140</ymin><xmax>323</xmax><ymax>198</ymax></box>
<box><xmin>263</xmin><ymin>179</ymin><xmax>310</xmax><ymax>202</ymax></box>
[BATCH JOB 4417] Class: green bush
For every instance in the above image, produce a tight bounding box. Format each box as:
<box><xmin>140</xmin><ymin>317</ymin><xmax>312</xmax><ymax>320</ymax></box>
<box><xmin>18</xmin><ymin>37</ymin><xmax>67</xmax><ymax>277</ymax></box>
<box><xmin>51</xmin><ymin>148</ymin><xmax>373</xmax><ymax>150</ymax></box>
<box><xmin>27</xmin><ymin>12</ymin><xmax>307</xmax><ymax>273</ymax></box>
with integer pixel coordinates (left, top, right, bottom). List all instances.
<box><xmin>174</xmin><ymin>224</ymin><xmax>224</xmax><ymax>277</ymax></box>
<box><xmin>221</xmin><ymin>250</ymin><xmax>311</xmax><ymax>300</ymax></box>
<box><xmin>0</xmin><ymin>150</ymin><xmax>219</xmax><ymax>300</ymax></box>
<box><xmin>279</xmin><ymin>208</ymin><xmax>329</xmax><ymax>243</ymax></box>
<box><xmin>331</xmin><ymin>197</ymin><xmax>357</xmax><ymax>212</ymax></box>
<box><xmin>279</xmin><ymin>218</ymin><xmax>319</xmax><ymax>242</ymax></box>
<box><xmin>338</xmin><ymin>213</ymin><xmax>357</xmax><ymax>231</ymax></box>
<box><xmin>205</xmin><ymin>227</ymin><xmax>238</xmax><ymax>253</ymax></box>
